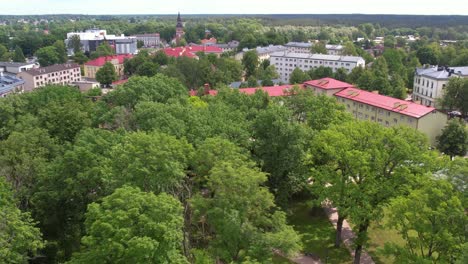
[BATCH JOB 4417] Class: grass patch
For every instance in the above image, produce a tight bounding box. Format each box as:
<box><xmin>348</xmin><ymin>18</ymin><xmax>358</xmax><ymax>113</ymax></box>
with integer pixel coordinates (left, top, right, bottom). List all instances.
<box><xmin>285</xmin><ymin>197</ymin><xmax>352</xmax><ymax>264</ymax></box>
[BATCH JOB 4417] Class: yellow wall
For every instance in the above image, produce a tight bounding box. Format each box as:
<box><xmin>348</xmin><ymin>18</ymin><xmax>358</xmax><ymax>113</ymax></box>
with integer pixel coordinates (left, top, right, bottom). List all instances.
<box><xmin>84</xmin><ymin>64</ymin><xmax>125</xmax><ymax>79</ymax></box>
<box><xmin>416</xmin><ymin>111</ymin><xmax>448</xmax><ymax>145</ymax></box>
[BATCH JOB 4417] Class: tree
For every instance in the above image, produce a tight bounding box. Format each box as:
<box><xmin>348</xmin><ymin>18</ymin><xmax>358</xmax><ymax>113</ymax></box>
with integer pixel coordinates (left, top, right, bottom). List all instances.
<box><xmin>242</xmin><ymin>50</ymin><xmax>259</xmax><ymax>78</ymax></box>
<box><xmin>440</xmin><ymin>78</ymin><xmax>468</xmax><ymax>116</ymax></box>
<box><xmin>416</xmin><ymin>46</ymin><xmax>439</xmax><ymax>65</ymax></box>
<box><xmin>0</xmin><ymin>44</ymin><xmax>10</xmax><ymax>61</ymax></box>
<box><xmin>334</xmin><ymin>67</ymin><xmax>348</xmax><ymax>81</ymax></box>
<box><xmin>72</xmin><ymin>51</ymin><xmax>88</xmax><ymax>64</ymax></box>
<box><xmin>383</xmin><ymin>35</ymin><xmax>396</xmax><ymax>48</ymax></box>
<box><xmin>68</xmin><ymin>34</ymin><xmax>82</xmax><ymax>54</ymax></box>
<box><xmin>95</xmin><ymin>62</ymin><xmax>117</xmax><ymax>87</ymax></box>
<box><xmin>137</xmin><ymin>40</ymin><xmax>144</xmax><ymax>48</ymax></box>
<box><xmin>36</xmin><ymin>46</ymin><xmax>60</xmax><ymax>67</ymax></box>
<box><xmin>90</xmin><ymin>42</ymin><xmax>114</xmax><ymax>59</ymax></box>
<box><xmin>0</xmin><ymin>177</ymin><xmax>44</xmax><ymax>263</ymax></box>
<box><xmin>12</xmin><ymin>46</ymin><xmax>26</xmax><ymax>62</ymax></box>
<box><xmin>68</xmin><ymin>186</ymin><xmax>187</xmax><ymax>264</ymax></box>
<box><xmin>246</xmin><ymin>75</ymin><xmax>258</xmax><ymax>87</ymax></box>
<box><xmin>342</xmin><ymin>41</ymin><xmax>358</xmax><ymax>56</ymax></box>
<box><xmin>153</xmin><ymin>50</ymin><xmax>169</xmax><ymax>65</ymax></box>
<box><xmin>135</xmin><ymin>61</ymin><xmax>159</xmax><ymax>77</ymax></box>
<box><xmin>289</xmin><ymin>67</ymin><xmax>308</xmax><ymax>84</ymax></box>
<box><xmin>53</xmin><ymin>40</ymin><xmax>68</xmax><ymax>63</ymax></box>
<box><xmin>191</xmin><ymin>162</ymin><xmax>301</xmax><ymax>262</ymax></box>
<box><xmin>311</xmin><ymin>41</ymin><xmax>327</xmax><ymax>54</ymax></box>
<box><xmin>383</xmin><ymin>179</ymin><xmax>466</xmax><ymax>263</ymax></box>
<box><xmin>436</xmin><ymin>119</ymin><xmax>468</xmax><ymax>159</ymax></box>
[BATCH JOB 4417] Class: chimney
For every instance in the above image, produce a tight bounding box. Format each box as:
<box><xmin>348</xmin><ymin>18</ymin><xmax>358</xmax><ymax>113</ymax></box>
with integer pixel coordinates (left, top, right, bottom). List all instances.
<box><xmin>203</xmin><ymin>83</ymin><xmax>210</xmax><ymax>95</ymax></box>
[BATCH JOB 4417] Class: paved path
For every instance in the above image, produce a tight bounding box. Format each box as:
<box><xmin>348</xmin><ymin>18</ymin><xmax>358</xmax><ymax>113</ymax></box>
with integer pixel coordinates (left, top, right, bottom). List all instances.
<box><xmin>322</xmin><ymin>202</ymin><xmax>375</xmax><ymax>264</ymax></box>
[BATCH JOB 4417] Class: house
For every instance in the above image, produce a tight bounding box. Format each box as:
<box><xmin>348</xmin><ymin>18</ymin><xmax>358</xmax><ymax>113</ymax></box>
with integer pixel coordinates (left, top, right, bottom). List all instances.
<box><xmin>65</xmin><ymin>29</ymin><xmax>138</xmax><ymax>55</ymax></box>
<box><xmin>284</xmin><ymin>42</ymin><xmax>344</xmax><ymax>55</ymax></box>
<box><xmin>17</xmin><ymin>63</ymin><xmax>81</xmax><ymax>91</ymax></box>
<box><xmin>413</xmin><ymin>65</ymin><xmax>468</xmax><ymax>107</ymax></box>
<box><xmin>303</xmin><ymin>77</ymin><xmax>355</xmax><ymax>96</ymax></box>
<box><xmin>84</xmin><ymin>54</ymin><xmax>133</xmax><ymax>79</ymax></box>
<box><xmin>0</xmin><ymin>73</ymin><xmax>25</xmax><ymax>97</ymax></box>
<box><xmin>0</xmin><ymin>62</ymin><xmax>37</xmax><ymax>74</ymax></box>
<box><xmin>334</xmin><ymin>87</ymin><xmax>447</xmax><ymax>145</ymax></box>
<box><xmin>162</xmin><ymin>45</ymin><xmax>223</xmax><ymax>59</ymax></box>
<box><xmin>269</xmin><ymin>52</ymin><xmax>365</xmax><ymax>83</ymax></box>
<box><xmin>213</xmin><ymin>40</ymin><xmax>239</xmax><ymax>53</ymax></box>
<box><xmin>134</xmin><ymin>33</ymin><xmax>160</xmax><ymax>48</ymax></box>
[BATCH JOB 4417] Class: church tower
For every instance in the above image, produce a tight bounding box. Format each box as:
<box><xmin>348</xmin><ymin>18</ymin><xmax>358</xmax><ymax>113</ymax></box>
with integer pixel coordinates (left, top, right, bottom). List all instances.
<box><xmin>175</xmin><ymin>12</ymin><xmax>184</xmax><ymax>45</ymax></box>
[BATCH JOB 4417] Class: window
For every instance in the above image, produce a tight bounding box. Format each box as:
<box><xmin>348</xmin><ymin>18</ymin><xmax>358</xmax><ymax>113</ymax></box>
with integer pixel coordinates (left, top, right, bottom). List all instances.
<box><xmin>371</xmin><ymin>116</ymin><xmax>375</xmax><ymax>120</ymax></box>
<box><xmin>385</xmin><ymin>121</ymin><xmax>390</xmax><ymax>126</ymax></box>
<box><xmin>347</xmin><ymin>104</ymin><xmax>350</xmax><ymax>108</ymax></box>
<box><xmin>377</xmin><ymin>118</ymin><xmax>383</xmax><ymax>123</ymax></box>
<box><xmin>407</xmin><ymin>117</ymin><xmax>413</xmax><ymax>123</ymax></box>
<box><xmin>387</xmin><ymin>112</ymin><xmax>391</xmax><ymax>117</ymax></box>
<box><xmin>365</xmin><ymin>114</ymin><xmax>369</xmax><ymax>119</ymax></box>
<box><xmin>342</xmin><ymin>99</ymin><xmax>345</xmax><ymax>103</ymax></box>
<box><xmin>378</xmin><ymin>109</ymin><xmax>383</xmax><ymax>115</ymax></box>
<box><xmin>394</xmin><ymin>118</ymin><xmax>398</xmax><ymax>123</ymax></box>
<box><xmin>366</xmin><ymin>105</ymin><xmax>369</xmax><ymax>110</ymax></box>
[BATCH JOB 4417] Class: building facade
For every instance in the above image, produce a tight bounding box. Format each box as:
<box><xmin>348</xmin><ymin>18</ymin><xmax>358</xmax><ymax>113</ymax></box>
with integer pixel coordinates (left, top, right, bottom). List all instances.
<box><xmin>17</xmin><ymin>63</ymin><xmax>81</xmax><ymax>91</ymax></box>
<box><xmin>84</xmin><ymin>54</ymin><xmax>133</xmax><ymax>79</ymax></box>
<box><xmin>269</xmin><ymin>52</ymin><xmax>365</xmax><ymax>83</ymax></box>
<box><xmin>284</xmin><ymin>42</ymin><xmax>344</xmax><ymax>55</ymax></box>
<box><xmin>65</xmin><ymin>29</ymin><xmax>138</xmax><ymax>55</ymax></box>
<box><xmin>134</xmin><ymin>33</ymin><xmax>161</xmax><ymax>48</ymax></box>
<box><xmin>334</xmin><ymin>87</ymin><xmax>447</xmax><ymax>145</ymax></box>
<box><xmin>413</xmin><ymin>65</ymin><xmax>468</xmax><ymax>107</ymax></box>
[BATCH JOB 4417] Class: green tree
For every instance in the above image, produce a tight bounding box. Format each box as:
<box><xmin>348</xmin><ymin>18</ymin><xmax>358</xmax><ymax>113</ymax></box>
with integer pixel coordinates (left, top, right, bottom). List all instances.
<box><xmin>135</xmin><ymin>61</ymin><xmax>159</xmax><ymax>77</ymax></box>
<box><xmin>153</xmin><ymin>50</ymin><xmax>169</xmax><ymax>65</ymax></box>
<box><xmin>95</xmin><ymin>62</ymin><xmax>117</xmax><ymax>87</ymax></box>
<box><xmin>342</xmin><ymin>41</ymin><xmax>358</xmax><ymax>56</ymax></box>
<box><xmin>246</xmin><ymin>75</ymin><xmax>258</xmax><ymax>87</ymax></box>
<box><xmin>383</xmin><ymin>179</ymin><xmax>466</xmax><ymax>263</ymax></box>
<box><xmin>72</xmin><ymin>51</ymin><xmax>88</xmax><ymax>64</ymax></box>
<box><xmin>311</xmin><ymin>41</ymin><xmax>327</xmax><ymax>54</ymax></box>
<box><xmin>436</xmin><ymin>119</ymin><xmax>468</xmax><ymax>159</ymax></box>
<box><xmin>440</xmin><ymin>78</ymin><xmax>468</xmax><ymax>116</ymax></box>
<box><xmin>242</xmin><ymin>50</ymin><xmax>259</xmax><ymax>78</ymax></box>
<box><xmin>36</xmin><ymin>46</ymin><xmax>60</xmax><ymax>67</ymax></box>
<box><xmin>90</xmin><ymin>42</ymin><xmax>115</xmax><ymax>59</ymax></box>
<box><xmin>12</xmin><ymin>46</ymin><xmax>26</xmax><ymax>62</ymax></box>
<box><xmin>68</xmin><ymin>186</ymin><xmax>187</xmax><ymax>264</ymax></box>
<box><xmin>289</xmin><ymin>67</ymin><xmax>308</xmax><ymax>84</ymax></box>
<box><xmin>0</xmin><ymin>44</ymin><xmax>10</xmax><ymax>61</ymax></box>
<box><xmin>416</xmin><ymin>46</ymin><xmax>439</xmax><ymax>65</ymax></box>
<box><xmin>68</xmin><ymin>34</ymin><xmax>82</xmax><ymax>54</ymax></box>
<box><xmin>53</xmin><ymin>40</ymin><xmax>68</xmax><ymax>63</ymax></box>
<box><xmin>0</xmin><ymin>177</ymin><xmax>44</xmax><ymax>263</ymax></box>
<box><xmin>191</xmin><ymin>162</ymin><xmax>301</xmax><ymax>262</ymax></box>
<box><xmin>334</xmin><ymin>67</ymin><xmax>348</xmax><ymax>81</ymax></box>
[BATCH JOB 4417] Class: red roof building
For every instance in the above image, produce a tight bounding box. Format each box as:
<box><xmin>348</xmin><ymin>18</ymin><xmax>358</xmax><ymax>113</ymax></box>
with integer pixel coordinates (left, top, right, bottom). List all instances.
<box><xmin>163</xmin><ymin>45</ymin><xmax>223</xmax><ymax>59</ymax></box>
<box><xmin>304</xmin><ymin>77</ymin><xmax>355</xmax><ymax>96</ymax></box>
<box><xmin>201</xmin><ymin>37</ymin><xmax>217</xmax><ymax>45</ymax></box>
<box><xmin>84</xmin><ymin>54</ymin><xmax>133</xmax><ymax>79</ymax></box>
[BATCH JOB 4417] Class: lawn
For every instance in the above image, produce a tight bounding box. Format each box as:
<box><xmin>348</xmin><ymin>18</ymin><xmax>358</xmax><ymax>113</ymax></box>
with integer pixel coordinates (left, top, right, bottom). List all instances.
<box><xmin>284</xmin><ymin>197</ymin><xmax>352</xmax><ymax>264</ymax></box>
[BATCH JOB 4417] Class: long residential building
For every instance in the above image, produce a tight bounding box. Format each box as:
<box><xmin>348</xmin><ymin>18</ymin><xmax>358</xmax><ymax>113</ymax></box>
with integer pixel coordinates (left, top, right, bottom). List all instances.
<box><xmin>84</xmin><ymin>54</ymin><xmax>133</xmax><ymax>79</ymax></box>
<box><xmin>413</xmin><ymin>65</ymin><xmax>468</xmax><ymax>107</ymax></box>
<box><xmin>284</xmin><ymin>42</ymin><xmax>344</xmax><ymax>55</ymax></box>
<box><xmin>65</xmin><ymin>29</ymin><xmax>138</xmax><ymax>55</ymax></box>
<box><xmin>17</xmin><ymin>63</ymin><xmax>81</xmax><ymax>91</ymax></box>
<box><xmin>133</xmin><ymin>33</ymin><xmax>161</xmax><ymax>47</ymax></box>
<box><xmin>269</xmin><ymin>52</ymin><xmax>365</xmax><ymax>83</ymax></box>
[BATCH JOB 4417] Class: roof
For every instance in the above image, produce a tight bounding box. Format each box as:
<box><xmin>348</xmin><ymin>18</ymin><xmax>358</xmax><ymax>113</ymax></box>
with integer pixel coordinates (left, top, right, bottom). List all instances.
<box><xmin>85</xmin><ymin>54</ymin><xmax>133</xmax><ymax>67</ymax></box>
<box><xmin>163</xmin><ymin>45</ymin><xmax>223</xmax><ymax>58</ymax></box>
<box><xmin>256</xmin><ymin>45</ymin><xmax>287</xmax><ymax>55</ymax></box>
<box><xmin>0</xmin><ymin>62</ymin><xmax>36</xmax><ymax>67</ymax></box>
<box><xmin>334</xmin><ymin>87</ymin><xmax>436</xmax><ymax>118</ymax></box>
<box><xmin>201</xmin><ymin>37</ymin><xmax>217</xmax><ymax>44</ymax></box>
<box><xmin>270</xmin><ymin>51</ymin><xmax>365</xmax><ymax>63</ymax></box>
<box><xmin>304</xmin><ymin>77</ymin><xmax>354</xmax><ymax>90</ymax></box>
<box><xmin>0</xmin><ymin>74</ymin><xmax>24</xmax><ymax>95</ymax></box>
<box><xmin>415</xmin><ymin>66</ymin><xmax>468</xmax><ymax>79</ymax></box>
<box><xmin>190</xmin><ymin>84</ymin><xmax>304</xmax><ymax>97</ymax></box>
<box><xmin>21</xmin><ymin>63</ymin><xmax>80</xmax><ymax>76</ymax></box>
<box><xmin>285</xmin><ymin>42</ymin><xmax>312</xmax><ymax>48</ymax></box>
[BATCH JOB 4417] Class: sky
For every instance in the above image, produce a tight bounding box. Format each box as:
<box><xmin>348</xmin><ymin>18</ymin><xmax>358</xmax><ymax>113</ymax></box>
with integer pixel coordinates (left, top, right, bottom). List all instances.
<box><xmin>1</xmin><ymin>0</ymin><xmax>467</xmax><ymax>15</ymax></box>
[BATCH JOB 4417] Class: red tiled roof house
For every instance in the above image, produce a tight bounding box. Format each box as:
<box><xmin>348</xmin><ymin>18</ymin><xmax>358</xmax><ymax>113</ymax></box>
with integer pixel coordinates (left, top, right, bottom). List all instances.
<box><xmin>84</xmin><ymin>54</ymin><xmax>133</xmax><ymax>79</ymax></box>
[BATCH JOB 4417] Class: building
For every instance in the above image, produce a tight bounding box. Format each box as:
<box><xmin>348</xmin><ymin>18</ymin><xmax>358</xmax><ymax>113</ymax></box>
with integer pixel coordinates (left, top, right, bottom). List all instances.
<box><xmin>334</xmin><ymin>87</ymin><xmax>447</xmax><ymax>145</ymax></box>
<box><xmin>304</xmin><ymin>77</ymin><xmax>355</xmax><ymax>96</ymax></box>
<box><xmin>0</xmin><ymin>73</ymin><xmax>25</xmax><ymax>97</ymax></box>
<box><xmin>284</xmin><ymin>42</ymin><xmax>344</xmax><ymax>55</ymax></box>
<box><xmin>235</xmin><ymin>45</ymin><xmax>287</xmax><ymax>61</ymax></box>
<box><xmin>84</xmin><ymin>54</ymin><xmax>133</xmax><ymax>79</ymax></box>
<box><xmin>269</xmin><ymin>52</ymin><xmax>365</xmax><ymax>83</ymax></box>
<box><xmin>201</xmin><ymin>37</ymin><xmax>217</xmax><ymax>45</ymax></box>
<box><xmin>134</xmin><ymin>33</ymin><xmax>161</xmax><ymax>48</ymax></box>
<box><xmin>214</xmin><ymin>40</ymin><xmax>239</xmax><ymax>53</ymax></box>
<box><xmin>162</xmin><ymin>45</ymin><xmax>223</xmax><ymax>59</ymax></box>
<box><xmin>65</xmin><ymin>29</ymin><xmax>138</xmax><ymax>55</ymax></box>
<box><xmin>174</xmin><ymin>12</ymin><xmax>185</xmax><ymax>45</ymax></box>
<box><xmin>0</xmin><ymin>62</ymin><xmax>37</xmax><ymax>74</ymax></box>
<box><xmin>73</xmin><ymin>79</ymin><xmax>100</xmax><ymax>92</ymax></box>
<box><xmin>17</xmin><ymin>63</ymin><xmax>81</xmax><ymax>91</ymax></box>
<box><xmin>413</xmin><ymin>65</ymin><xmax>468</xmax><ymax>107</ymax></box>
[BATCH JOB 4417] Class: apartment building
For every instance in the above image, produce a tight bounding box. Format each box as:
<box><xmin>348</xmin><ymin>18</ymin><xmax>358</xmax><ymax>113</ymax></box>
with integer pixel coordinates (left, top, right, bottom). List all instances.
<box><xmin>270</xmin><ymin>52</ymin><xmax>365</xmax><ymax>83</ymax></box>
<box><xmin>134</xmin><ymin>33</ymin><xmax>160</xmax><ymax>47</ymax></box>
<box><xmin>84</xmin><ymin>54</ymin><xmax>133</xmax><ymax>79</ymax></box>
<box><xmin>17</xmin><ymin>63</ymin><xmax>81</xmax><ymax>91</ymax></box>
<box><xmin>334</xmin><ymin>87</ymin><xmax>447</xmax><ymax>145</ymax></box>
<box><xmin>65</xmin><ymin>29</ymin><xmax>138</xmax><ymax>55</ymax></box>
<box><xmin>413</xmin><ymin>65</ymin><xmax>468</xmax><ymax>107</ymax></box>
<box><xmin>303</xmin><ymin>77</ymin><xmax>355</xmax><ymax>96</ymax></box>
<box><xmin>284</xmin><ymin>42</ymin><xmax>344</xmax><ymax>55</ymax></box>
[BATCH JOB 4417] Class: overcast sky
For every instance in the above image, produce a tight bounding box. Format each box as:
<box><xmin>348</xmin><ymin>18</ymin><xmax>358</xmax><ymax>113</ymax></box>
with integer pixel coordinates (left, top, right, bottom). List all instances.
<box><xmin>1</xmin><ymin>0</ymin><xmax>467</xmax><ymax>15</ymax></box>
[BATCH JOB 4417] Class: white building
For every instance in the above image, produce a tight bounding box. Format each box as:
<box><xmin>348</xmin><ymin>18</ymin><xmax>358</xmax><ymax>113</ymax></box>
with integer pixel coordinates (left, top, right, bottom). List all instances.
<box><xmin>284</xmin><ymin>42</ymin><xmax>344</xmax><ymax>55</ymax></box>
<box><xmin>134</xmin><ymin>33</ymin><xmax>161</xmax><ymax>47</ymax></box>
<box><xmin>65</xmin><ymin>29</ymin><xmax>138</xmax><ymax>55</ymax></box>
<box><xmin>0</xmin><ymin>62</ymin><xmax>37</xmax><ymax>74</ymax></box>
<box><xmin>413</xmin><ymin>66</ymin><xmax>468</xmax><ymax>107</ymax></box>
<box><xmin>269</xmin><ymin>52</ymin><xmax>365</xmax><ymax>83</ymax></box>
<box><xmin>235</xmin><ymin>45</ymin><xmax>287</xmax><ymax>61</ymax></box>
<box><xmin>17</xmin><ymin>63</ymin><xmax>81</xmax><ymax>91</ymax></box>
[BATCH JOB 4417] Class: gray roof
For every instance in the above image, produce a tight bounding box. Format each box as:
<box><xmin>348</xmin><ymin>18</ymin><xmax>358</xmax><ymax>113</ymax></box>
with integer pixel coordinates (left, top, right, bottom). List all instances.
<box><xmin>0</xmin><ymin>61</ymin><xmax>36</xmax><ymax>67</ymax></box>
<box><xmin>416</xmin><ymin>66</ymin><xmax>468</xmax><ymax>79</ymax></box>
<box><xmin>21</xmin><ymin>63</ymin><xmax>80</xmax><ymax>76</ymax></box>
<box><xmin>0</xmin><ymin>74</ymin><xmax>24</xmax><ymax>95</ymax></box>
<box><xmin>285</xmin><ymin>42</ymin><xmax>312</xmax><ymax>48</ymax></box>
<box><xmin>270</xmin><ymin>51</ymin><xmax>364</xmax><ymax>63</ymax></box>
<box><xmin>256</xmin><ymin>45</ymin><xmax>287</xmax><ymax>55</ymax></box>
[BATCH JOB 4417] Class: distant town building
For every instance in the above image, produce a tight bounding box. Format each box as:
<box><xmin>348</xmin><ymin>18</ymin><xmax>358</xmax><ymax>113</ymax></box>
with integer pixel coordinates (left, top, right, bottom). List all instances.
<box><xmin>163</xmin><ymin>45</ymin><xmax>223</xmax><ymax>59</ymax></box>
<box><xmin>174</xmin><ymin>12</ymin><xmax>185</xmax><ymax>45</ymax></box>
<box><xmin>284</xmin><ymin>42</ymin><xmax>344</xmax><ymax>55</ymax></box>
<box><xmin>0</xmin><ymin>62</ymin><xmax>37</xmax><ymax>74</ymax></box>
<box><xmin>213</xmin><ymin>40</ymin><xmax>240</xmax><ymax>53</ymax></box>
<box><xmin>413</xmin><ymin>65</ymin><xmax>468</xmax><ymax>107</ymax></box>
<box><xmin>201</xmin><ymin>37</ymin><xmax>217</xmax><ymax>45</ymax></box>
<box><xmin>0</xmin><ymin>72</ymin><xmax>25</xmax><ymax>97</ymax></box>
<box><xmin>17</xmin><ymin>63</ymin><xmax>81</xmax><ymax>91</ymax></box>
<box><xmin>269</xmin><ymin>52</ymin><xmax>365</xmax><ymax>83</ymax></box>
<box><xmin>84</xmin><ymin>54</ymin><xmax>133</xmax><ymax>79</ymax></box>
<box><xmin>65</xmin><ymin>29</ymin><xmax>138</xmax><ymax>55</ymax></box>
<box><xmin>235</xmin><ymin>45</ymin><xmax>287</xmax><ymax>61</ymax></box>
<box><xmin>134</xmin><ymin>33</ymin><xmax>161</xmax><ymax>48</ymax></box>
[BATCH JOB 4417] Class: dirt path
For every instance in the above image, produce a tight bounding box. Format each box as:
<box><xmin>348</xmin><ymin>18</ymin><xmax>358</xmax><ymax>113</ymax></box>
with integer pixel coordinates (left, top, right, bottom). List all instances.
<box><xmin>322</xmin><ymin>203</ymin><xmax>375</xmax><ymax>264</ymax></box>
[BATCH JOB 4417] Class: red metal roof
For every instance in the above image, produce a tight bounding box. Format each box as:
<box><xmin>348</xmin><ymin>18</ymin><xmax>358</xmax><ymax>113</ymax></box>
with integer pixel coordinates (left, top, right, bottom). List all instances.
<box><xmin>334</xmin><ymin>87</ymin><xmax>436</xmax><ymax>118</ymax></box>
<box><xmin>163</xmin><ymin>45</ymin><xmax>223</xmax><ymax>58</ymax></box>
<box><xmin>85</xmin><ymin>54</ymin><xmax>133</xmax><ymax>67</ymax></box>
<box><xmin>304</xmin><ymin>77</ymin><xmax>354</xmax><ymax>90</ymax></box>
